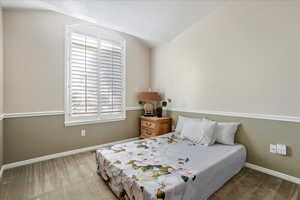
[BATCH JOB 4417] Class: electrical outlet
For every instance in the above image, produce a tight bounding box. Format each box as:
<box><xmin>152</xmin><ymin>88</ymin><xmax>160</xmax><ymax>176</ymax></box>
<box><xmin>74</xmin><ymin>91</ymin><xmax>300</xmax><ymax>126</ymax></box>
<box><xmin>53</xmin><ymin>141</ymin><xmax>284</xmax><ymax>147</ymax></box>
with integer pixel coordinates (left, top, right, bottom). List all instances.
<box><xmin>270</xmin><ymin>144</ymin><xmax>287</xmax><ymax>155</ymax></box>
<box><xmin>281</xmin><ymin>144</ymin><xmax>287</xmax><ymax>155</ymax></box>
<box><xmin>270</xmin><ymin>144</ymin><xmax>277</xmax><ymax>154</ymax></box>
<box><xmin>277</xmin><ymin>144</ymin><xmax>287</xmax><ymax>155</ymax></box>
<box><xmin>276</xmin><ymin>144</ymin><xmax>282</xmax><ymax>154</ymax></box>
<box><xmin>81</xmin><ymin>129</ymin><xmax>86</xmax><ymax>136</ymax></box>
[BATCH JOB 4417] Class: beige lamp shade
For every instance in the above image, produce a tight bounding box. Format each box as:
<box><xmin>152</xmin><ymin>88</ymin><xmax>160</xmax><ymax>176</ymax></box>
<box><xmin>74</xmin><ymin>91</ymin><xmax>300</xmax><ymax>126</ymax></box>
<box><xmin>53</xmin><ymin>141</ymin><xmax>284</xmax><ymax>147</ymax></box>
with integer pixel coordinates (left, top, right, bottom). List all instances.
<box><xmin>138</xmin><ymin>92</ymin><xmax>161</xmax><ymax>102</ymax></box>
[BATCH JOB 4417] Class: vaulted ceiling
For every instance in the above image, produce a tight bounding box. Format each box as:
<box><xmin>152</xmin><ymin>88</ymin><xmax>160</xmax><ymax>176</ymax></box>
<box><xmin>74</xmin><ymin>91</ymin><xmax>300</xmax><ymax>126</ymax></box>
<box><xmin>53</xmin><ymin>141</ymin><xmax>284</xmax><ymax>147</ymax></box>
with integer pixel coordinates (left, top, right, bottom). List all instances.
<box><xmin>1</xmin><ymin>0</ymin><xmax>234</xmax><ymax>46</ymax></box>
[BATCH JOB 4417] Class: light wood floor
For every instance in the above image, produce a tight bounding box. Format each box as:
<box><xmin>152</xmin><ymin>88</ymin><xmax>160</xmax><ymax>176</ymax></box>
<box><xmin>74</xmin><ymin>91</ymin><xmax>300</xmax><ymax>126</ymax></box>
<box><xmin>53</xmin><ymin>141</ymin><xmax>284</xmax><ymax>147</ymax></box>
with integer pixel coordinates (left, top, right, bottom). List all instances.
<box><xmin>0</xmin><ymin>152</ymin><xmax>299</xmax><ymax>200</ymax></box>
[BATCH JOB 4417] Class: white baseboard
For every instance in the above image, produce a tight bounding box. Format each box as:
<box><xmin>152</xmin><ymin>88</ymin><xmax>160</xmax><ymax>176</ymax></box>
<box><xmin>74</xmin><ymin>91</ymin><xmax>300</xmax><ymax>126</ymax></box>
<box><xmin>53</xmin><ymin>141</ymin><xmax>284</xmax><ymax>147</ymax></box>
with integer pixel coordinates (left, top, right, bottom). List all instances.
<box><xmin>245</xmin><ymin>162</ymin><xmax>300</xmax><ymax>184</ymax></box>
<box><xmin>1</xmin><ymin>137</ymin><xmax>139</xmax><ymax>173</ymax></box>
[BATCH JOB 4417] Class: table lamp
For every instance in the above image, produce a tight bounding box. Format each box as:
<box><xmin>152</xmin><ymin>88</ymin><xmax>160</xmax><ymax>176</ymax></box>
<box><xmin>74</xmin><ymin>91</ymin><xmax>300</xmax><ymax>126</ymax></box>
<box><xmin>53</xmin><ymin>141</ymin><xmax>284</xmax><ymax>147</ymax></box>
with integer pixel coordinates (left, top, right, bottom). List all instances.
<box><xmin>138</xmin><ymin>92</ymin><xmax>161</xmax><ymax>116</ymax></box>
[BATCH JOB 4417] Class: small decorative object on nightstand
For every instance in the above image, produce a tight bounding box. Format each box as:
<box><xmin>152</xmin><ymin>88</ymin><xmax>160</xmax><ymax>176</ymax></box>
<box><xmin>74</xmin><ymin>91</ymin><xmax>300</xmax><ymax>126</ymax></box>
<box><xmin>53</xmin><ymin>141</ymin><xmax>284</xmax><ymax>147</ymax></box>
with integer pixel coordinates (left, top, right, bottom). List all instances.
<box><xmin>140</xmin><ymin>116</ymin><xmax>172</xmax><ymax>139</ymax></box>
<box><xmin>156</xmin><ymin>98</ymin><xmax>171</xmax><ymax>117</ymax></box>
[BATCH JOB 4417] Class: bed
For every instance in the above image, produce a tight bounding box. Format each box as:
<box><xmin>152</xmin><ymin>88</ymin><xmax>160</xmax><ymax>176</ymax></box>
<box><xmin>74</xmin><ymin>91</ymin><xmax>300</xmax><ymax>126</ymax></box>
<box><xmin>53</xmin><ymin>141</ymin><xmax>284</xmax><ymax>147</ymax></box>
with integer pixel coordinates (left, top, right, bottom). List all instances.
<box><xmin>96</xmin><ymin>132</ymin><xmax>246</xmax><ymax>200</ymax></box>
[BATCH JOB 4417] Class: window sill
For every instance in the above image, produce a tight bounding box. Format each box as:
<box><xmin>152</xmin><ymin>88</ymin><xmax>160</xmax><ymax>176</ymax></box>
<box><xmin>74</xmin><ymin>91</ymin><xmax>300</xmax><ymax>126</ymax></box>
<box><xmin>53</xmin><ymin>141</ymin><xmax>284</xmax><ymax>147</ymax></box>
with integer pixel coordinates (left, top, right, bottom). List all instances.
<box><xmin>64</xmin><ymin>117</ymin><xmax>126</xmax><ymax>127</ymax></box>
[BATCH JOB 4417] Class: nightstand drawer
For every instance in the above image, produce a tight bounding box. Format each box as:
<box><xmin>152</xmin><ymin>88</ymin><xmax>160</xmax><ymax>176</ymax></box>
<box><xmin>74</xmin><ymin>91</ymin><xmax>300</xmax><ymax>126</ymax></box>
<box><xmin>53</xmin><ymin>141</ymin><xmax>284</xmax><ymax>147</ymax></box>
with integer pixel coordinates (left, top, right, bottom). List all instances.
<box><xmin>140</xmin><ymin>116</ymin><xmax>172</xmax><ymax>139</ymax></box>
<box><xmin>141</xmin><ymin>128</ymin><xmax>154</xmax><ymax>138</ymax></box>
<box><xmin>141</xmin><ymin>120</ymin><xmax>156</xmax><ymax>129</ymax></box>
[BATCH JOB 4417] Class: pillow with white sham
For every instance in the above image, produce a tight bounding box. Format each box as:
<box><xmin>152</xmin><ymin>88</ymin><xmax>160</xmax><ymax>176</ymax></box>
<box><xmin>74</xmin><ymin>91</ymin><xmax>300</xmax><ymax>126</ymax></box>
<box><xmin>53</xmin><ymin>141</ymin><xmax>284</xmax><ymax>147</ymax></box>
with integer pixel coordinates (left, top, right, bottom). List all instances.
<box><xmin>181</xmin><ymin>119</ymin><xmax>217</xmax><ymax>145</ymax></box>
<box><xmin>202</xmin><ymin>118</ymin><xmax>218</xmax><ymax>144</ymax></box>
<box><xmin>215</xmin><ymin>122</ymin><xmax>240</xmax><ymax>145</ymax></box>
<box><xmin>175</xmin><ymin>115</ymin><xmax>203</xmax><ymax>134</ymax></box>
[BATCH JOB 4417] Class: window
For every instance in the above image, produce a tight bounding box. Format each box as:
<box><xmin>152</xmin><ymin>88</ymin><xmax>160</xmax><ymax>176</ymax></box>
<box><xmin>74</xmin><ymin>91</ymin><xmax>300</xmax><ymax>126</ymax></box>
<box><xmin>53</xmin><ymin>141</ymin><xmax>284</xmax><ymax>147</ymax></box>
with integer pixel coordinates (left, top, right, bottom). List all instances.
<box><xmin>65</xmin><ymin>25</ymin><xmax>126</xmax><ymax>126</ymax></box>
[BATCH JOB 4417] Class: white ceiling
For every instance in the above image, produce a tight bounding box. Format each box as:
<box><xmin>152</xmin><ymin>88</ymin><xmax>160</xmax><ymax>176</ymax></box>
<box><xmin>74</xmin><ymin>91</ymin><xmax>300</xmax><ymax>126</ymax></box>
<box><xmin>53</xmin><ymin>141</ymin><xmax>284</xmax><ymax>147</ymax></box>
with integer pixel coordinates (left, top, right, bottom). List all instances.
<box><xmin>3</xmin><ymin>0</ymin><xmax>289</xmax><ymax>46</ymax></box>
<box><xmin>0</xmin><ymin>0</ymin><xmax>296</xmax><ymax>46</ymax></box>
<box><xmin>1</xmin><ymin>0</ymin><xmax>233</xmax><ymax>46</ymax></box>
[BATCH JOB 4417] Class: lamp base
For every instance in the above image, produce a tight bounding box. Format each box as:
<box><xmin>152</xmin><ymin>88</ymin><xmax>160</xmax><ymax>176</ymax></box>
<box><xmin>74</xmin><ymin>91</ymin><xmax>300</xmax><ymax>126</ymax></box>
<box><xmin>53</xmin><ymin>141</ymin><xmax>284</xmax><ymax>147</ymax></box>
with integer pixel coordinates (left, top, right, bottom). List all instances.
<box><xmin>143</xmin><ymin>103</ymin><xmax>155</xmax><ymax>117</ymax></box>
<box><xmin>143</xmin><ymin>113</ymin><xmax>155</xmax><ymax>117</ymax></box>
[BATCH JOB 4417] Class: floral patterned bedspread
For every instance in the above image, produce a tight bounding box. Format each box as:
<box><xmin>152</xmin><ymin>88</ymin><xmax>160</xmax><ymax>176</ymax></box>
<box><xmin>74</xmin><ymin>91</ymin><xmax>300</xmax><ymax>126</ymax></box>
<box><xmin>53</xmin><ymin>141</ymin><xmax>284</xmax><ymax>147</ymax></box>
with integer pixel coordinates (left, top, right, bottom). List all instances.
<box><xmin>96</xmin><ymin>133</ymin><xmax>204</xmax><ymax>200</ymax></box>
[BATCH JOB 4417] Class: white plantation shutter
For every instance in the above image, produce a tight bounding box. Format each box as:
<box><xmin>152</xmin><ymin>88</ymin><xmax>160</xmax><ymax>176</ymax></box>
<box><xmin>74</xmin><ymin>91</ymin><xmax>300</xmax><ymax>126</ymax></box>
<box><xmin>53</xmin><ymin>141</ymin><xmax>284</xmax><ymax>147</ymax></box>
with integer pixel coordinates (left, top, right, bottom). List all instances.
<box><xmin>65</xmin><ymin>25</ymin><xmax>126</xmax><ymax>125</ymax></box>
<box><xmin>99</xmin><ymin>40</ymin><xmax>123</xmax><ymax>115</ymax></box>
<box><xmin>71</xmin><ymin>33</ymin><xmax>99</xmax><ymax>116</ymax></box>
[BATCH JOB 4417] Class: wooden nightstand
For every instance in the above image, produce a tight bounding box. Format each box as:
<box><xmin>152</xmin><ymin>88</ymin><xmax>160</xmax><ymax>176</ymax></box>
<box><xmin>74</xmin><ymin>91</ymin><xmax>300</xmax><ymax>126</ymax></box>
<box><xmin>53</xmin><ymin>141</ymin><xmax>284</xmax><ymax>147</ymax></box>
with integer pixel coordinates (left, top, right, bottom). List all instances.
<box><xmin>140</xmin><ymin>116</ymin><xmax>172</xmax><ymax>139</ymax></box>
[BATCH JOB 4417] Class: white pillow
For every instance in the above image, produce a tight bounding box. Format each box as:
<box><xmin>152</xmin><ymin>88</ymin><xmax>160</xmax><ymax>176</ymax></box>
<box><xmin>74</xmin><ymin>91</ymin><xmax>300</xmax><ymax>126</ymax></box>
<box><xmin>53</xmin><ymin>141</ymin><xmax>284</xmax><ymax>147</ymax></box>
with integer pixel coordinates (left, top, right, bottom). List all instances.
<box><xmin>202</xmin><ymin>118</ymin><xmax>218</xmax><ymax>144</ymax></box>
<box><xmin>175</xmin><ymin>115</ymin><xmax>203</xmax><ymax>134</ymax></box>
<box><xmin>215</xmin><ymin>122</ymin><xmax>240</xmax><ymax>145</ymax></box>
<box><xmin>181</xmin><ymin>119</ymin><xmax>217</xmax><ymax>146</ymax></box>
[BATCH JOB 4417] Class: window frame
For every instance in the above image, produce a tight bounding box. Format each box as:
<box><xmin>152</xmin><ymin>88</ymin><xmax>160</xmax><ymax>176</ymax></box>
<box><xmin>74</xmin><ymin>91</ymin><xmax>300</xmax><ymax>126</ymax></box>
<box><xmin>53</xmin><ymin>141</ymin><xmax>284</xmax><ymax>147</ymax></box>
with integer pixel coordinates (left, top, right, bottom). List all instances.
<box><xmin>64</xmin><ymin>24</ymin><xmax>126</xmax><ymax>126</ymax></box>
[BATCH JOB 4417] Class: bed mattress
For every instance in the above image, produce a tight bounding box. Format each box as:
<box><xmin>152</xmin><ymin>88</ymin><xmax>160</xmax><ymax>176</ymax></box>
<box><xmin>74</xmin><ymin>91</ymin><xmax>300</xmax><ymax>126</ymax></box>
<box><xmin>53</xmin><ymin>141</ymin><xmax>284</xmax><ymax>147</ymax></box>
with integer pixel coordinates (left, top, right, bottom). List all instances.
<box><xmin>96</xmin><ymin>132</ymin><xmax>246</xmax><ymax>200</ymax></box>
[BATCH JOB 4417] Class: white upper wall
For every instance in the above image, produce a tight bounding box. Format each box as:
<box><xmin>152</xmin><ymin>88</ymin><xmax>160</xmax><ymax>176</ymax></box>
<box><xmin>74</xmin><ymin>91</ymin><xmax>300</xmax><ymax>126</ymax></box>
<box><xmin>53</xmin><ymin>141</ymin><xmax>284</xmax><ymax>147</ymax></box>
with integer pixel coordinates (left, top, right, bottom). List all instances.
<box><xmin>151</xmin><ymin>2</ymin><xmax>300</xmax><ymax>117</ymax></box>
<box><xmin>4</xmin><ymin>9</ymin><xmax>150</xmax><ymax>113</ymax></box>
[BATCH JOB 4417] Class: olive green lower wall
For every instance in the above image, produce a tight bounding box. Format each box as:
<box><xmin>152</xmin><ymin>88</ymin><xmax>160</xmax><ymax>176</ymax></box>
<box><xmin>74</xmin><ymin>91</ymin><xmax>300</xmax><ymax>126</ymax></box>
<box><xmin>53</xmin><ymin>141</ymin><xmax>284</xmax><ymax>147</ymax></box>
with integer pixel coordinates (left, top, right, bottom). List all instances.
<box><xmin>4</xmin><ymin>110</ymin><xmax>300</xmax><ymax>179</ymax></box>
<box><xmin>169</xmin><ymin>111</ymin><xmax>300</xmax><ymax>178</ymax></box>
<box><xmin>4</xmin><ymin>110</ymin><xmax>142</xmax><ymax>164</ymax></box>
